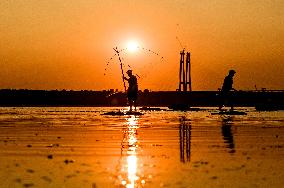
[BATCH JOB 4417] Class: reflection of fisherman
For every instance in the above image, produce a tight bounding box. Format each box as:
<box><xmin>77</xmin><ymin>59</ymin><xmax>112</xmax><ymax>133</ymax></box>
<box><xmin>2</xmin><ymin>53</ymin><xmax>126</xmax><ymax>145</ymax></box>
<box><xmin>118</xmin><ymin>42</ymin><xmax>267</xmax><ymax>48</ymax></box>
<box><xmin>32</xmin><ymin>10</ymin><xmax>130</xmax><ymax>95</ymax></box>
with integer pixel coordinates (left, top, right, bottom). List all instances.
<box><xmin>219</xmin><ymin>70</ymin><xmax>236</xmax><ymax>111</ymax></box>
<box><xmin>123</xmin><ymin>70</ymin><xmax>138</xmax><ymax>111</ymax></box>
<box><xmin>221</xmin><ymin>117</ymin><xmax>235</xmax><ymax>153</ymax></box>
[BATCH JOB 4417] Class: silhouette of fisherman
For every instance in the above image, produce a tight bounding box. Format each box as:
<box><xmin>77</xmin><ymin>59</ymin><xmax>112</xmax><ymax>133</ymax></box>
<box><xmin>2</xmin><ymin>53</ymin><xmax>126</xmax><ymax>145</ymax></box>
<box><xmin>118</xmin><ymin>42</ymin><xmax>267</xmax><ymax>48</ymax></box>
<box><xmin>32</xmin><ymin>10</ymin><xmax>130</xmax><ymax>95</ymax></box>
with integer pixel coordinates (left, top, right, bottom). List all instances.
<box><xmin>219</xmin><ymin>70</ymin><xmax>236</xmax><ymax>111</ymax></box>
<box><xmin>123</xmin><ymin>70</ymin><xmax>138</xmax><ymax>111</ymax></box>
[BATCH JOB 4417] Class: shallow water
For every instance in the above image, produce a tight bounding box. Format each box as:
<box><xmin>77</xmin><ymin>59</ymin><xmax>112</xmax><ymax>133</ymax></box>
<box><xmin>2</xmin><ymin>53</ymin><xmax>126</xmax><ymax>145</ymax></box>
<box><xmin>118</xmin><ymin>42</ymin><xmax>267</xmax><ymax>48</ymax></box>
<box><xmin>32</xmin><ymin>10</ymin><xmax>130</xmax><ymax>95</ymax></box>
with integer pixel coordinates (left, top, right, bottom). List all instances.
<box><xmin>0</xmin><ymin>107</ymin><xmax>283</xmax><ymax>187</ymax></box>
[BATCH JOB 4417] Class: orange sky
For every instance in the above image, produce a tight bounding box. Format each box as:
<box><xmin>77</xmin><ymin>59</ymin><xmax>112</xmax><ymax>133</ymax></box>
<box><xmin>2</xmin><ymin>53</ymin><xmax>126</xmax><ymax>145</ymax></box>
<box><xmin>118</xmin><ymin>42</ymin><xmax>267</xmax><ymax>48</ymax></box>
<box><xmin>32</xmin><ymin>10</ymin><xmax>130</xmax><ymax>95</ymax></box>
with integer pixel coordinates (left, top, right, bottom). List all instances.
<box><xmin>1</xmin><ymin>0</ymin><xmax>284</xmax><ymax>91</ymax></box>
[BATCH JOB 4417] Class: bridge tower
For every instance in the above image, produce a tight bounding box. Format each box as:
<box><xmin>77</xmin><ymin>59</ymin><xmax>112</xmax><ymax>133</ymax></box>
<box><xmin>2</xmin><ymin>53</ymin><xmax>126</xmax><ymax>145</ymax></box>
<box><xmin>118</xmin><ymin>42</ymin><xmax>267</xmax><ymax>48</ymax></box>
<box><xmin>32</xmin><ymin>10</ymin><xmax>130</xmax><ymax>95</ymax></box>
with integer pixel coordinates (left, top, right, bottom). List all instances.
<box><xmin>178</xmin><ymin>50</ymin><xmax>192</xmax><ymax>91</ymax></box>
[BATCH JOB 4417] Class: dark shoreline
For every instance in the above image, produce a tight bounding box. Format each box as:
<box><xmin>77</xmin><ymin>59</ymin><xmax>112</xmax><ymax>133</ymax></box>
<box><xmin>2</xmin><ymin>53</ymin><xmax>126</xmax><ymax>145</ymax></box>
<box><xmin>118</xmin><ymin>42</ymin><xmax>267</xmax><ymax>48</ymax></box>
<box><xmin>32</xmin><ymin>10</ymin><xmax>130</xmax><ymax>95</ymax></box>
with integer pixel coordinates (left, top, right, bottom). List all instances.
<box><xmin>0</xmin><ymin>89</ymin><xmax>283</xmax><ymax>108</ymax></box>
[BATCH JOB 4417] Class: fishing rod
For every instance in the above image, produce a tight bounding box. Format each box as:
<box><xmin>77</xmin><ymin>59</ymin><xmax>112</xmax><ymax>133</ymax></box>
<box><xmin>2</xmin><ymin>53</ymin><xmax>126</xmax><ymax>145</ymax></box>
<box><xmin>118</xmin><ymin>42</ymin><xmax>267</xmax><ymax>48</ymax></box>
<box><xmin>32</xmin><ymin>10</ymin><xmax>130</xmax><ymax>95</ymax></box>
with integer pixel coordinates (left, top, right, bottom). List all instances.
<box><xmin>113</xmin><ymin>47</ymin><xmax>127</xmax><ymax>92</ymax></box>
<box><xmin>104</xmin><ymin>48</ymin><xmax>127</xmax><ymax>76</ymax></box>
<box><xmin>105</xmin><ymin>46</ymin><xmax>163</xmax><ymax>75</ymax></box>
<box><xmin>105</xmin><ymin>46</ymin><xmax>165</xmax><ymax>90</ymax></box>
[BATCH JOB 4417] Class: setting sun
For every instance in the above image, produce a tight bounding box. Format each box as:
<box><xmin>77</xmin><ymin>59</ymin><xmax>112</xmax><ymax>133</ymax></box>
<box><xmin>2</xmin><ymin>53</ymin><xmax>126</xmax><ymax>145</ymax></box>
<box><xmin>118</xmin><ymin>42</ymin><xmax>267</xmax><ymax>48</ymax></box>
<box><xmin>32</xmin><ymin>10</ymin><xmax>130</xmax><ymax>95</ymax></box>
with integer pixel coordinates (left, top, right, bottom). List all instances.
<box><xmin>127</xmin><ymin>40</ymin><xmax>139</xmax><ymax>53</ymax></box>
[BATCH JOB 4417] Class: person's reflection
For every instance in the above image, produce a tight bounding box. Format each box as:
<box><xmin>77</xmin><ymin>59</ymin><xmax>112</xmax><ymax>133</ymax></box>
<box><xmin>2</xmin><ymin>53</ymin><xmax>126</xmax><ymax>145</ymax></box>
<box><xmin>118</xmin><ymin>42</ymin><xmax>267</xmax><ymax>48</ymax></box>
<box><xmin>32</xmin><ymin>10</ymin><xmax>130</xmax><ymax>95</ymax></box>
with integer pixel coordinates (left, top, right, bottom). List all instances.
<box><xmin>221</xmin><ymin>117</ymin><xmax>235</xmax><ymax>153</ymax></box>
<box><xmin>179</xmin><ymin>116</ymin><xmax>191</xmax><ymax>163</ymax></box>
<box><xmin>117</xmin><ymin>115</ymin><xmax>145</xmax><ymax>188</ymax></box>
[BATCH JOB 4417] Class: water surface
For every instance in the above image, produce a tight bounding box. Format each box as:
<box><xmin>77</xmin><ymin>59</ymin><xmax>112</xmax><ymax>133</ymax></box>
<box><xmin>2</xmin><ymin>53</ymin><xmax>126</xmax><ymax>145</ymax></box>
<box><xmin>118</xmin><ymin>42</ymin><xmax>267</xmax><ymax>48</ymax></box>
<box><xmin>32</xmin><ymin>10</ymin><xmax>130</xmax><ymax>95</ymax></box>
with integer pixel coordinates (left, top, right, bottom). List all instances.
<box><xmin>0</xmin><ymin>107</ymin><xmax>283</xmax><ymax>187</ymax></box>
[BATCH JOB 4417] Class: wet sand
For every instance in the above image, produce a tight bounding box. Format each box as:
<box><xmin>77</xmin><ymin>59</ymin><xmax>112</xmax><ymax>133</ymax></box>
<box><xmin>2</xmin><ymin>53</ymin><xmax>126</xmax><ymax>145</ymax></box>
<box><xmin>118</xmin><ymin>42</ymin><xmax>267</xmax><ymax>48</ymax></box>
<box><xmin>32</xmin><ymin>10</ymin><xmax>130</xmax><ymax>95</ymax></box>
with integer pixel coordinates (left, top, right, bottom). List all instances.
<box><xmin>0</xmin><ymin>107</ymin><xmax>283</xmax><ymax>187</ymax></box>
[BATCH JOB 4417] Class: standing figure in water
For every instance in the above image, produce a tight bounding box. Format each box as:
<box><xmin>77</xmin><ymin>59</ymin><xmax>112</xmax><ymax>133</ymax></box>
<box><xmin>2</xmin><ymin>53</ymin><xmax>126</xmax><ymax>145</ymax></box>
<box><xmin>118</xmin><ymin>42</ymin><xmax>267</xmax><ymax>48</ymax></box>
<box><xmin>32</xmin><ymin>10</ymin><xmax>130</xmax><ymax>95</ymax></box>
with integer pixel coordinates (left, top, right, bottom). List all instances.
<box><xmin>124</xmin><ymin>70</ymin><xmax>138</xmax><ymax>111</ymax></box>
<box><xmin>219</xmin><ymin>70</ymin><xmax>236</xmax><ymax>111</ymax></box>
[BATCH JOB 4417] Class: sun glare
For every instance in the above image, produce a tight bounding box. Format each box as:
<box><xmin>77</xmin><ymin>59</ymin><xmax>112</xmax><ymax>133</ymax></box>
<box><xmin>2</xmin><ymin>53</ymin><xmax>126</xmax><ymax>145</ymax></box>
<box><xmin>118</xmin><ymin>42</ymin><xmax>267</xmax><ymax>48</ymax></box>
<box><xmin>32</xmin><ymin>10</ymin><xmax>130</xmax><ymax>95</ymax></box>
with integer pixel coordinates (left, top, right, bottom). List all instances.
<box><xmin>127</xmin><ymin>40</ymin><xmax>139</xmax><ymax>53</ymax></box>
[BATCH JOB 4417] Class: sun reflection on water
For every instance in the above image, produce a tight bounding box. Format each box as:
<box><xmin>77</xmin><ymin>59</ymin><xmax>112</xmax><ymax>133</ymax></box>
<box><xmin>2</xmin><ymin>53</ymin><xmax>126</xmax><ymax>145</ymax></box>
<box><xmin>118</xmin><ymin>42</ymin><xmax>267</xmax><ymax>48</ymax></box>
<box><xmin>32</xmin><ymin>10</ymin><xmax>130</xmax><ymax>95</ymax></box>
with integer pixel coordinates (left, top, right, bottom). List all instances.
<box><xmin>117</xmin><ymin>115</ymin><xmax>145</xmax><ymax>188</ymax></box>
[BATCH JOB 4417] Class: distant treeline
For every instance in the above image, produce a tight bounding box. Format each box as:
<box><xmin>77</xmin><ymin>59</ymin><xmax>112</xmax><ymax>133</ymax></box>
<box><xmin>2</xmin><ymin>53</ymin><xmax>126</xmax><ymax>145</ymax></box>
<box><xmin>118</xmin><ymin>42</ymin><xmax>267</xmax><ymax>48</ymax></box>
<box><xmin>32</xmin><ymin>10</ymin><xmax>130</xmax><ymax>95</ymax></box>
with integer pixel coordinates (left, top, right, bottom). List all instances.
<box><xmin>0</xmin><ymin>89</ymin><xmax>283</xmax><ymax>107</ymax></box>
<box><xmin>0</xmin><ymin>89</ymin><xmax>116</xmax><ymax>106</ymax></box>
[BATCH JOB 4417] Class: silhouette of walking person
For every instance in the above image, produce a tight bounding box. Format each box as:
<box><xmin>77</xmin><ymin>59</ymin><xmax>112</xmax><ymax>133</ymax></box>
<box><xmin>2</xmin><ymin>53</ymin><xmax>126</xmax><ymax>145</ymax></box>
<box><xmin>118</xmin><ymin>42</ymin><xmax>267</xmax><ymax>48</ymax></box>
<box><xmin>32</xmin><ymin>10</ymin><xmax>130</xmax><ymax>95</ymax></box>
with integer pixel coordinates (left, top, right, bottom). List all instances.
<box><xmin>124</xmin><ymin>70</ymin><xmax>138</xmax><ymax>111</ymax></box>
<box><xmin>219</xmin><ymin>70</ymin><xmax>236</xmax><ymax>111</ymax></box>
